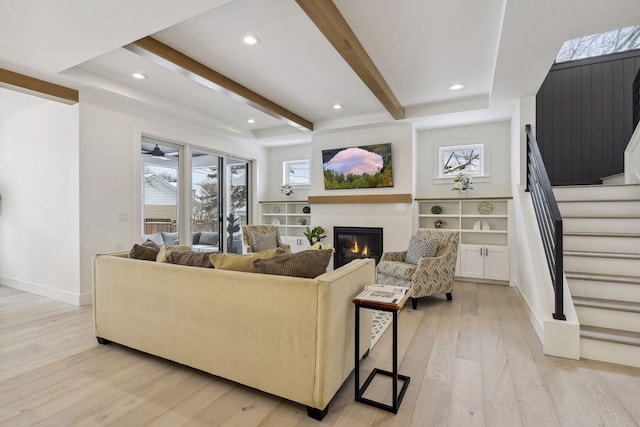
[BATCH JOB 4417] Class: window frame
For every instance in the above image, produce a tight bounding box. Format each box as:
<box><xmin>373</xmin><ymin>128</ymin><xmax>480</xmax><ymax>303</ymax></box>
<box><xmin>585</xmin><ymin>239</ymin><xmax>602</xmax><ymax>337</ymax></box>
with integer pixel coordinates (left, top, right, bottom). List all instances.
<box><xmin>438</xmin><ymin>143</ymin><xmax>485</xmax><ymax>178</ymax></box>
<box><xmin>282</xmin><ymin>159</ymin><xmax>310</xmax><ymax>186</ymax></box>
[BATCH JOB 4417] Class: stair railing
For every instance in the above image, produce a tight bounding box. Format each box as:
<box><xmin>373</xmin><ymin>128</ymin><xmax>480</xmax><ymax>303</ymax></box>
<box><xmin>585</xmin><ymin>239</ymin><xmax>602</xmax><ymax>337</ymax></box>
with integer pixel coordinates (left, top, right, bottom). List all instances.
<box><xmin>525</xmin><ymin>125</ymin><xmax>566</xmax><ymax>320</ymax></box>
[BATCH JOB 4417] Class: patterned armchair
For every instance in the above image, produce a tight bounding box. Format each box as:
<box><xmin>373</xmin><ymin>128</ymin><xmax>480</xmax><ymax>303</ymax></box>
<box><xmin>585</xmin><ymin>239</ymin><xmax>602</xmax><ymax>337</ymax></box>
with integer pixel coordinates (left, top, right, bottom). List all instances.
<box><xmin>242</xmin><ymin>225</ymin><xmax>291</xmax><ymax>253</ymax></box>
<box><xmin>376</xmin><ymin>229</ymin><xmax>459</xmax><ymax>309</ymax></box>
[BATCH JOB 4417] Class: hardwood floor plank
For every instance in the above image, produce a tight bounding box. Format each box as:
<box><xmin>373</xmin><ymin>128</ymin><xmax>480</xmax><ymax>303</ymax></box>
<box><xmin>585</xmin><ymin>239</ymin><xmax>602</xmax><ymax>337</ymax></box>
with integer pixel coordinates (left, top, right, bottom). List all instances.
<box><xmin>2</xmin><ymin>284</ymin><xmax>640</xmax><ymax>426</ymax></box>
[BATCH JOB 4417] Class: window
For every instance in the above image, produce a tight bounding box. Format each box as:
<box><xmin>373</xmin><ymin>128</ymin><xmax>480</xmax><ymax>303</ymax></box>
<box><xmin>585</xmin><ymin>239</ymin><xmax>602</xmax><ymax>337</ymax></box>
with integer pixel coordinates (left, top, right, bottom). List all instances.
<box><xmin>556</xmin><ymin>26</ymin><xmax>640</xmax><ymax>63</ymax></box>
<box><xmin>439</xmin><ymin>144</ymin><xmax>484</xmax><ymax>177</ymax></box>
<box><xmin>282</xmin><ymin>159</ymin><xmax>310</xmax><ymax>186</ymax></box>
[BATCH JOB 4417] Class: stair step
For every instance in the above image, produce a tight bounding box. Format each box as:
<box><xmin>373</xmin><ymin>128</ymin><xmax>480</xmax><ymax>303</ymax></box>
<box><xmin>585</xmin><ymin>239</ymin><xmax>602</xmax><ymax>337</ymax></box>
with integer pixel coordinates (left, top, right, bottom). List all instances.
<box><xmin>573</xmin><ymin>296</ymin><xmax>640</xmax><ymax>313</ymax></box>
<box><xmin>564</xmin><ymin>251</ymin><xmax>640</xmax><ymax>276</ymax></box>
<box><xmin>581</xmin><ymin>326</ymin><xmax>640</xmax><ymax>347</ymax></box>
<box><xmin>580</xmin><ymin>337</ymin><xmax>640</xmax><ymax>368</ymax></box>
<box><xmin>554</xmin><ymin>183</ymin><xmax>640</xmax><ymax>201</ymax></box>
<box><xmin>563</xmin><ymin>233</ymin><xmax>640</xmax><ymax>254</ymax></box>
<box><xmin>562</xmin><ymin>217</ymin><xmax>640</xmax><ymax>234</ymax></box>
<box><xmin>566</xmin><ymin>272</ymin><xmax>640</xmax><ymax>285</ymax></box>
<box><xmin>558</xmin><ymin>201</ymin><xmax>640</xmax><ymax>217</ymax></box>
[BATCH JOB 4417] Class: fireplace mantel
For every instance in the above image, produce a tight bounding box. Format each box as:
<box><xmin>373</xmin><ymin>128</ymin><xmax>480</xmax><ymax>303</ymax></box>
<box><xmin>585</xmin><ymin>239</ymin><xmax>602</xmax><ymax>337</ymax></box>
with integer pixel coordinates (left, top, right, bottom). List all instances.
<box><xmin>308</xmin><ymin>193</ymin><xmax>412</xmax><ymax>204</ymax></box>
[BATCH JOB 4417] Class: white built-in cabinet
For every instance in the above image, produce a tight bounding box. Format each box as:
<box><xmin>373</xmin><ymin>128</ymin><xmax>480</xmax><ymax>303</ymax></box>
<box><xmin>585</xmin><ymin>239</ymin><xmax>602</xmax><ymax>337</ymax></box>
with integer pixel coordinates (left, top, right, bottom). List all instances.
<box><xmin>416</xmin><ymin>197</ymin><xmax>511</xmax><ymax>282</ymax></box>
<box><xmin>259</xmin><ymin>201</ymin><xmax>311</xmax><ymax>252</ymax></box>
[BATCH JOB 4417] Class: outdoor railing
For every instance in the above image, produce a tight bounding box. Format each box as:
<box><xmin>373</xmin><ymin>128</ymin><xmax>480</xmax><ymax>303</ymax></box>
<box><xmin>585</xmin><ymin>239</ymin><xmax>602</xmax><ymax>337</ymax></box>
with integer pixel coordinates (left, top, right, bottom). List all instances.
<box><xmin>525</xmin><ymin>125</ymin><xmax>566</xmax><ymax>320</ymax></box>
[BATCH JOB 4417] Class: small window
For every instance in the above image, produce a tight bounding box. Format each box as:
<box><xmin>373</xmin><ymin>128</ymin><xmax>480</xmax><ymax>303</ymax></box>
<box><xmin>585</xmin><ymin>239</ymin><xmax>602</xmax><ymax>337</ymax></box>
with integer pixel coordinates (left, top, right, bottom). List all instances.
<box><xmin>283</xmin><ymin>159</ymin><xmax>310</xmax><ymax>186</ymax></box>
<box><xmin>439</xmin><ymin>144</ymin><xmax>484</xmax><ymax>177</ymax></box>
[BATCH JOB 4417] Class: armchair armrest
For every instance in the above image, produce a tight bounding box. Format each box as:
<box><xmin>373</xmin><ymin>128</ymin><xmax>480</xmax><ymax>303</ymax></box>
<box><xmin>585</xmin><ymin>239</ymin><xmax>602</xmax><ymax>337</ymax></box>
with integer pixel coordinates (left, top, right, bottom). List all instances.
<box><xmin>380</xmin><ymin>251</ymin><xmax>407</xmax><ymax>262</ymax></box>
<box><xmin>278</xmin><ymin>242</ymin><xmax>291</xmax><ymax>253</ymax></box>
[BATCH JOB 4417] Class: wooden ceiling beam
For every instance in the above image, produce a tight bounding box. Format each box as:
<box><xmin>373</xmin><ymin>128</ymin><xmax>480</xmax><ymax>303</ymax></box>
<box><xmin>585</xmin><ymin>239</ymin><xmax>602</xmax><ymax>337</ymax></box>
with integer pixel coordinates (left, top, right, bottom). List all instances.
<box><xmin>0</xmin><ymin>68</ymin><xmax>78</xmax><ymax>104</ymax></box>
<box><xmin>125</xmin><ymin>37</ymin><xmax>313</xmax><ymax>132</ymax></box>
<box><xmin>296</xmin><ymin>0</ymin><xmax>405</xmax><ymax>120</ymax></box>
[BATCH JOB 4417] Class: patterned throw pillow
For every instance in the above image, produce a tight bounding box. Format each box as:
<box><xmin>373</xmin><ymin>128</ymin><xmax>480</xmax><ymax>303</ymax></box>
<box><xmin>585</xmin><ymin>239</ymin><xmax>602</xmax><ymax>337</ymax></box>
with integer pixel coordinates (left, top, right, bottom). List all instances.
<box><xmin>250</xmin><ymin>230</ymin><xmax>278</xmax><ymax>252</ymax></box>
<box><xmin>405</xmin><ymin>235</ymin><xmax>438</xmax><ymax>265</ymax></box>
<box><xmin>208</xmin><ymin>247</ymin><xmax>285</xmax><ymax>273</ymax></box>
<box><xmin>168</xmin><ymin>251</ymin><xmax>214</xmax><ymax>268</ymax></box>
<box><xmin>129</xmin><ymin>239</ymin><xmax>161</xmax><ymax>261</ymax></box>
<box><xmin>253</xmin><ymin>249</ymin><xmax>333</xmax><ymax>278</ymax></box>
<box><xmin>156</xmin><ymin>244</ymin><xmax>191</xmax><ymax>263</ymax></box>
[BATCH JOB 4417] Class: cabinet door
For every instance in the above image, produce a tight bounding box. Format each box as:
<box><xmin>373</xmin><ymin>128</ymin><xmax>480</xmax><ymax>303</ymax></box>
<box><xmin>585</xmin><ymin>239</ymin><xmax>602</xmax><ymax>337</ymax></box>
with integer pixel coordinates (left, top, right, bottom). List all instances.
<box><xmin>484</xmin><ymin>245</ymin><xmax>510</xmax><ymax>281</ymax></box>
<box><xmin>459</xmin><ymin>244</ymin><xmax>485</xmax><ymax>279</ymax></box>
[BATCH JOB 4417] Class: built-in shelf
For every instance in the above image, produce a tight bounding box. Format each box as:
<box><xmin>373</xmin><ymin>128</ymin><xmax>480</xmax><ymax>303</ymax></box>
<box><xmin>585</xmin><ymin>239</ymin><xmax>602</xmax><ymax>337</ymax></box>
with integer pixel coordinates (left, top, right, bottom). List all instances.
<box><xmin>308</xmin><ymin>193</ymin><xmax>412</xmax><ymax>204</ymax></box>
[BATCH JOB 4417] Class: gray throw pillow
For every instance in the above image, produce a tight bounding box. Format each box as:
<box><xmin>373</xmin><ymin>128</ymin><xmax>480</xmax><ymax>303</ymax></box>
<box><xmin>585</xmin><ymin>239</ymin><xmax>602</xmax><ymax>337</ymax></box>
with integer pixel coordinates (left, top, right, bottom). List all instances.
<box><xmin>405</xmin><ymin>235</ymin><xmax>438</xmax><ymax>265</ymax></box>
<box><xmin>250</xmin><ymin>230</ymin><xmax>278</xmax><ymax>252</ymax></box>
<box><xmin>198</xmin><ymin>232</ymin><xmax>219</xmax><ymax>246</ymax></box>
<box><xmin>129</xmin><ymin>239</ymin><xmax>161</xmax><ymax>261</ymax></box>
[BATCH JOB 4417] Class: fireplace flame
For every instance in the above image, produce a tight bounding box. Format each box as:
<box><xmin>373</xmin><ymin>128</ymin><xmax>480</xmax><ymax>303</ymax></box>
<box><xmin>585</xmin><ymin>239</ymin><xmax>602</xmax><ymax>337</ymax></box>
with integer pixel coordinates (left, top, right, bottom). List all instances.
<box><xmin>362</xmin><ymin>245</ymin><xmax>369</xmax><ymax>256</ymax></box>
<box><xmin>352</xmin><ymin>240</ymin><xmax>359</xmax><ymax>253</ymax></box>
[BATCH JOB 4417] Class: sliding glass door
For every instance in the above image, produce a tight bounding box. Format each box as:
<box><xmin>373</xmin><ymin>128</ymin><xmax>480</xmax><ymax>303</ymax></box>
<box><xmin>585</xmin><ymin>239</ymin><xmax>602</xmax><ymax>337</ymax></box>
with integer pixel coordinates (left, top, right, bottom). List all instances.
<box><xmin>141</xmin><ymin>137</ymin><xmax>250</xmax><ymax>253</ymax></box>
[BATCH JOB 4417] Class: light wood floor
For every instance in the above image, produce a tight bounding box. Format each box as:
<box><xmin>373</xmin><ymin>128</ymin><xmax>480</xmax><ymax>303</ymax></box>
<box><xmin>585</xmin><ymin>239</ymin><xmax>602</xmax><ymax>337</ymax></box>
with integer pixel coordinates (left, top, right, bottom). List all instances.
<box><xmin>1</xmin><ymin>282</ymin><xmax>639</xmax><ymax>427</ymax></box>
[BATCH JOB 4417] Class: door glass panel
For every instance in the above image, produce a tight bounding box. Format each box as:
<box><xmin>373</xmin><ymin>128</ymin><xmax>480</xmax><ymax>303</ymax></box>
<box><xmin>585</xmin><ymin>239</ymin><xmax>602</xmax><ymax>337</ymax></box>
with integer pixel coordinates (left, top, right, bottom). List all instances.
<box><xmin>141</xmin><ymin>140</ymin><xmax>180</xmax><ymax>243</ymax></box>
<box><xmin>225</xmin><ymin>158</ymin><xmax>249</xmax><ymax>254</ymax></box>
<box><xmin>192</xmin><ymin>151</ymin><xmax>221</xmax><ymax>252</ymax></box>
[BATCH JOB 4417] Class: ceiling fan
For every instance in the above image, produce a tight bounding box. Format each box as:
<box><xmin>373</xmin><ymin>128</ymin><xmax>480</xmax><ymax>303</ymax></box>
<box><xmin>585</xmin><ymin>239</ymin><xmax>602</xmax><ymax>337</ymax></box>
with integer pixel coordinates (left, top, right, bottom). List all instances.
<box><xmin>142</xmin><ymin>144</ymin><xmax>171</xmax><ymax>160</ymax></box>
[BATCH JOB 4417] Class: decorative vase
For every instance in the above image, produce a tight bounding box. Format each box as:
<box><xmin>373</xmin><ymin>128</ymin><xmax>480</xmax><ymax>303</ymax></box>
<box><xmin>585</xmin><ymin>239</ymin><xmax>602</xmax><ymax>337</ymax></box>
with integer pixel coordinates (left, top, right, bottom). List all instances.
<box><xmin>303</xmin><ymin>206</ymin><xmax>311</xmax><ymax>214</ymax></box>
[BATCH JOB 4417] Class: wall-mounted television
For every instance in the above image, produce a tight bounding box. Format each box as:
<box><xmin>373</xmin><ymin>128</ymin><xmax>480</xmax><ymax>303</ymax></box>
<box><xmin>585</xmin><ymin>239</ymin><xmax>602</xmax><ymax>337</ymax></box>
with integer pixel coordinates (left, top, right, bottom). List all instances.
<box><xmin>322</xmin><ymin>143</ymin><xmax>393</xmax><ymax>190</ymax></box>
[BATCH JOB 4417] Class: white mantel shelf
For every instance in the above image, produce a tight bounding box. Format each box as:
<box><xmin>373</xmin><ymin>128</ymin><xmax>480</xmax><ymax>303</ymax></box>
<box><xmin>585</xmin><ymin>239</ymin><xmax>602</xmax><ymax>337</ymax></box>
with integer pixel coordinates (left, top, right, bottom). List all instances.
<box><xmin>308</xmin><ymin>194</ymin><xmax>413</xmax><ymax>204</ymax></box>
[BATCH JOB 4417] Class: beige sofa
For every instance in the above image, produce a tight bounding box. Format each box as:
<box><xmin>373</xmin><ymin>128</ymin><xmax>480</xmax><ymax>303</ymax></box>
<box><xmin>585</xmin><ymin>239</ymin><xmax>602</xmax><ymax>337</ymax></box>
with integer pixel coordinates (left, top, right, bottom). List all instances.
<box><xmin>93</xmin><ymin>253</ymin><xmax>373</xmax><ymax>420</ymax></box>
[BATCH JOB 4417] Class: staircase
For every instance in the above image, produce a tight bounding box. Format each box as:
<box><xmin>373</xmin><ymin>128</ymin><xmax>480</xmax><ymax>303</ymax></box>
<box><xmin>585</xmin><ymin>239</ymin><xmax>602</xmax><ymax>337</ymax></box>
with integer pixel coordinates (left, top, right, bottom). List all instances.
<box><xmin>554</xmin><ymin>184</ymin><xmax>640</xmax><ymax>367</ymax></box>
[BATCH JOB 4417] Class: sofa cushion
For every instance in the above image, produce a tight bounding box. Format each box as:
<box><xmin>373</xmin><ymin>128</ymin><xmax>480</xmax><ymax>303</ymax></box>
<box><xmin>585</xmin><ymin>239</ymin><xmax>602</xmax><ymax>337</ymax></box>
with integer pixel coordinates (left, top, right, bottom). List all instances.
<box><xmin>405</xmin><ymin>235</ymin><xmax>438</xmax><ymax>265</ymax></box>
<box><xmin>198</xmin><ymin>231</ymin><xmax>219</xmax><ymax>246</ymax></box>
<box><xmin>376</xmin><ymin>260</ymin><xmax>417</xmax><ymax>280</ymax></box>
<box><xmin>253</xmin><ymin>249</ymin><xmax>333</xmax><ymax>278</ymax></box>
<box><xmin>168</xmin><ymin>250</ymin><xmax>214</xmax><ymax>268</ymax></box>
<box><xmin>129</xmin><ymin>239</ymin><xmax>161</xmax><ymax>261</ymax></box>
<box><xmin>157</xmin><ymin>244</ymin><xmax>191</xmax><ymax>263</ymax></box>
<box><xmin>250</xmin><ymin>230</ymin><xmax>278</xmax><ymax>252</ymax></box>
<box><xmin>192</xmin><ymin>232</ymin><xmax>202</xmax><ymax>245</ymax></box>
<box><xmin>209</xmin><ymin>247</ymin><xmax>285</xmax><ymax>272</ymax></box>
<box><xmin>161</xmin><ymin>232</ymin><xmax>180</xmax><ymax>245</ymax></box>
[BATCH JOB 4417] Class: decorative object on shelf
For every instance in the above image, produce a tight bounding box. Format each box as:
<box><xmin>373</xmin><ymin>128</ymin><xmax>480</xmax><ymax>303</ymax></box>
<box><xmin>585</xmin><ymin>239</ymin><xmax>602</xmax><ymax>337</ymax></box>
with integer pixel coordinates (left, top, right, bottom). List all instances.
<box><xmin>272</xmin><ymin>205</ymin><xmax>281</xmax><ymax>213</ymax></box>
<box><xmin>477</xmin><ymin>201</ymin><xmax>493</xmax><ymax>215</ymax></box>
<box><xmin>310</xmin><ymin>242</ymin><xmax>333</xmax><ymax>250</ymax></box>
<box><xmin>430</xmin><ymin>205</ymin><xmax>442</xmax><ymax>214</ymax></box>
<box><xmin>302</xmin><ymin>206</ymin><xmax>311</xmax><ymax>214</ymax></box>
<box><xmin>473</xmin><ymin>220</ymin><xmax>491</xmax><ymax>230</ymax></box>
<box><xmin>304</xmin><ymin>225</ymin><xmax>326</xmax><ymax>246</ymax></box>
<box><xmin>452</xmin><ymin>172</ymin><xmax>473</xmax><ymax>192</ymax></box>
<box><xmin>296</xmin><ymin>218</ymin><xmax>307</xmax><ymax>225</ymax></box>
<box><xmin>271</xmin><ymin>218</ymin><xmax>281</xmax><ymax>226</ymax></box>
<box><xmin>280</xmin><ymin>184</ymin><xmax>294</xmax><ymax>196</ymax></box>
<box><xmin>434</xmin><ymin>219</ymin><xmax>446</xmax><ymax>229</ymax></box>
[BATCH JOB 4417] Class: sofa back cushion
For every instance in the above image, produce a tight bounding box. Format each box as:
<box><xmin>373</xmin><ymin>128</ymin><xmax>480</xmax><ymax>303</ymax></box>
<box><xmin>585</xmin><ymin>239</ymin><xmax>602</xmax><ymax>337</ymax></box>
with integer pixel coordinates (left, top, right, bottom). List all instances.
<box><xmin>253</xmin><ymin>249</ymin><xmax>333</xmax><ymax>278</ymax></box>
<box><xmin>168</xmin><ymin>251</ymin><xmax>214</xmax><ymax>268</ymax></box>
<box><xmin>198</xmin><ymin>231</ymin><xmax>219</xmax><ymax>246</ymax></box>
<box><xmin>209</xmin><ymin>247</ymin><xmax>285</xmax><ymax>272</ymax></box>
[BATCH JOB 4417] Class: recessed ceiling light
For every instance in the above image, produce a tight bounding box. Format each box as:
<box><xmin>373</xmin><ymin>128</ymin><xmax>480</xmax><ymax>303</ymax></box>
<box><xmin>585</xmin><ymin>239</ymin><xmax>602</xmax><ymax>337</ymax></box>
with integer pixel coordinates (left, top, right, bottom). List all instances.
<box><xmin>243</xmin><ymin>35</ymin><xmax>260</xmax><ymax>45</ymax></box>
<box><xmin>449</xmin><ymin>83</ymin><xmax>465</xmax><ymax>91</ymax></box>
<box><xmin>246</xmin><ymin>118</ymin><xmax>256</xmax><ymax>124</ymax></box>
<box><xmin>132</xmin><ymin>72</ymin><xmax>147</xmax><ymax>80</ymax></box>
<box><xmin>333</xmin><ymin>104</ymin><xmax>343</xmax><ymax>110</ymax></box>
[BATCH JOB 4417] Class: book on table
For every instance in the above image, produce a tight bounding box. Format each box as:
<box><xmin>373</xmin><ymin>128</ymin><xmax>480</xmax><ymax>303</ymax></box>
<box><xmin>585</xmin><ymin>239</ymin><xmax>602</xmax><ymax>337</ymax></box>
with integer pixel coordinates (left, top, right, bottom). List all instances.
<box><xmin>354</xmin><ymin>283</ymin><xmax>411</xmax><ymax>305</ymax></box>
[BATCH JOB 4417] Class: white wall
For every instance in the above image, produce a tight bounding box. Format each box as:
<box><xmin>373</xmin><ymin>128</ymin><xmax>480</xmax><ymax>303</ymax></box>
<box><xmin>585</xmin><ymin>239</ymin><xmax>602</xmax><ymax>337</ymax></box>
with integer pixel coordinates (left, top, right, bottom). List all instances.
<box><xmin>78</xmin><ymin>93</ymin><xmax>268</xmax><ymax>303</ymax></box>
<box><xmin>0</xmin><ymin>101</ymin><xmax>81</xmax><ymax>304</ymax></box>
<box><xmin>416</xmin><ymin>121</ymin><xmax>512</xmax><ymax>198</ymax></box>
<box><xmin>310</xmin><ymin>121</ymin><xmax>415</xmax><ymax>256</ymax></box>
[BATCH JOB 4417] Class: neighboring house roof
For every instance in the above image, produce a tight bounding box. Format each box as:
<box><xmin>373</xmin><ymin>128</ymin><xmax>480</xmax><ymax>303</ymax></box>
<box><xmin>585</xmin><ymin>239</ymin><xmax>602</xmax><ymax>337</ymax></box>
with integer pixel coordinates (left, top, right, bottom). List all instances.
<box><xmin>144</xmin><ymin>174</ymin><xmax>176</xmax><ymax>206</ymax></box>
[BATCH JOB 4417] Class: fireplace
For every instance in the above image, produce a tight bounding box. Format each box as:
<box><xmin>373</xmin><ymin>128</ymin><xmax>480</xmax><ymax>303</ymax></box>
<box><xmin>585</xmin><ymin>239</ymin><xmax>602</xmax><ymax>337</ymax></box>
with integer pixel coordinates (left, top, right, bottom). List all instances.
<box><xmin>333</xmin><ymin>227</ymin><xmax>383</xmax><ymax>269</ymax></box>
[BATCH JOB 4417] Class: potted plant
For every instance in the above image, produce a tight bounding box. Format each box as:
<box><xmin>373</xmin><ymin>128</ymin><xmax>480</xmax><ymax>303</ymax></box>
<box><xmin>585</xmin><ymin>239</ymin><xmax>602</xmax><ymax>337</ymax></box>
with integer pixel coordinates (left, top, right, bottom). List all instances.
<box><xmin>304</xmin><ymin>226</ymin><xmax>326</xmax><ymax>246</ymax></box>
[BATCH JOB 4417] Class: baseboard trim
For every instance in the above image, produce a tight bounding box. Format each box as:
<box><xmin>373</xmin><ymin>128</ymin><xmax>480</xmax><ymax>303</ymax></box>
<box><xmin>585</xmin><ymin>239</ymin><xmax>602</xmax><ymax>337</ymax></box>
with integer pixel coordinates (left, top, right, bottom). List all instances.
<box><xmin>512</xmin><ymin>280</ymin><xmax>544</xmax><ymax>343</ymax></box>
<box><xmin>0</xmin><ymin>276</ymin><xmax>87</xmax><ymax>306</ymax></box>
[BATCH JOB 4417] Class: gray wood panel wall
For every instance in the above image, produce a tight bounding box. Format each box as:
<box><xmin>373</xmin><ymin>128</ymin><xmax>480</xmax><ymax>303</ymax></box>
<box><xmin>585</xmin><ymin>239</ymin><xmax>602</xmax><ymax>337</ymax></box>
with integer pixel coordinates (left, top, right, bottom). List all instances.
<box><xmin>536</xmin><ymin>49</ymin><xmax>640</xmax><ymax>185</ymax></box>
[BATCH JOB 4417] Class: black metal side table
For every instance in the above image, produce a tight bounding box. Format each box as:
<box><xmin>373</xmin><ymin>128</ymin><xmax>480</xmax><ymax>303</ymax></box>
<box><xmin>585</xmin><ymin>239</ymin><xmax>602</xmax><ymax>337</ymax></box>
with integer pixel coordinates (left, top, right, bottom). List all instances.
<box><xmin>353</xmin><ymin>288</ymin><xmax>412</xmax><ymax>413</ymax></box>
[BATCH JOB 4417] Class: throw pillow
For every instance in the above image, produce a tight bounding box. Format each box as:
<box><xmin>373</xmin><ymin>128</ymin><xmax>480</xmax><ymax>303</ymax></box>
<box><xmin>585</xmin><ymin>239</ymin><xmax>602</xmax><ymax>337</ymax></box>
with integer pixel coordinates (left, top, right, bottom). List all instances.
<box><xmin>129</xmin><ymin>239</ymin><xmax>161</xmax><ymax>261</ymax></box>
<box><xmin>253</xmin><ymin>249</ymin><xmax>333</xmax><ymax>278</ymax></box>
<box><xmin>168</xmin><ymin>251</ymin><xmax>214</xmax><ymax>268</ymax></box>
<box><xmin>161</xmin><ymin>232</ymin><xmax>179</xmax><ymax>244</ymax></box>
<box><xmin>250</xmin><ymin>230</ymin><xmax>278</xmax><ymax>252</ymax></box>
<box><xmin>198</xmin><ymin>231</ymin><xmax>219</xmax><ymax>246</ymax></box>
<box><xmin>209</xmin><ymin>247</ymin><xmax>285</xmax><ymax>273</ymax></box>
<box><xmin>405</xmin><ymin>235</ymin><xmax>438</xmax><ymax>265</ymax></box>
<box><xmin>156</xmin><ymin>244</ymin><xmax>191</xmax><ymax>263</ymax></box>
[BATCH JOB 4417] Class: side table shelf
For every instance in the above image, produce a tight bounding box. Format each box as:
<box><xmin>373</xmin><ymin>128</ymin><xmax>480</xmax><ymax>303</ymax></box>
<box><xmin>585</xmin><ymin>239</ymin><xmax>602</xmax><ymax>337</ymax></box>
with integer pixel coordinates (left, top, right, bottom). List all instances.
<box><xmin>353</xmin><ymin>289</ymin><xmax>412</xmax><ymax>413</ymax></box>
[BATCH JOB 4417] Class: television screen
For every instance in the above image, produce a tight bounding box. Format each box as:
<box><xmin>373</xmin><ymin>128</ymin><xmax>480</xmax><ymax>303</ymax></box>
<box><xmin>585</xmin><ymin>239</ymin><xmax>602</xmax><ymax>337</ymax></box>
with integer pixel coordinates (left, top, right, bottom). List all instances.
<box><xmin>322</xmin><ymin>143</ymin><xmax>393</xmax><ymax>189</ymax></box>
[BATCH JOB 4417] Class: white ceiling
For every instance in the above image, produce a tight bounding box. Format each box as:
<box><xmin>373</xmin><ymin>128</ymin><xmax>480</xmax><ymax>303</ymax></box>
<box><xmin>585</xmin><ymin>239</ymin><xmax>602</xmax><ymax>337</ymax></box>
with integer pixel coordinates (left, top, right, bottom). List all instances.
<box><xmin>1</xmin><ymin>0</ymin><xmax>640</xmax><ymax>147</ymax></box>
